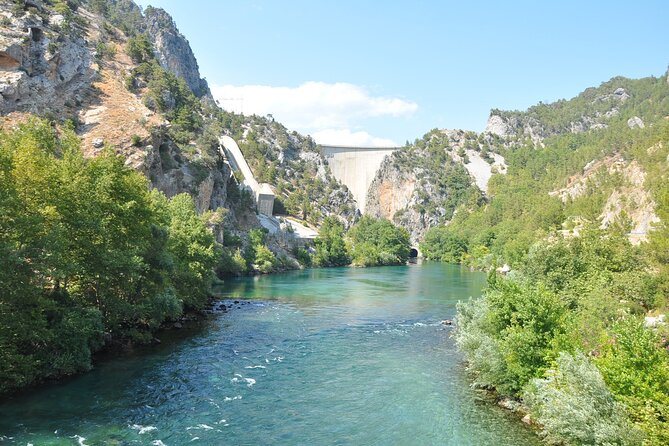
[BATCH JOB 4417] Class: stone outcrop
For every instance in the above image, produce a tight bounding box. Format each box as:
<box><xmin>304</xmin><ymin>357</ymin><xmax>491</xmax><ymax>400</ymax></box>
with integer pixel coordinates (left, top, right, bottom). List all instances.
<box><xmin>144</xmin><ymin>6</ymin><xmax>210</xmax><ymax>98</ymax></box>
<box><xmin>0</xmin><ymin>1</ymin><xmax>95</xmax><ymax>115</ymax></box>
<box><xmin>366</xmin><ymin>129</ymin><xmax>498</xmax><ymax>245</ymax></box>
<box><xmin>549</xmin><ymin>156</ymin><xmax>660</xmax><ymax>245</ymax></box>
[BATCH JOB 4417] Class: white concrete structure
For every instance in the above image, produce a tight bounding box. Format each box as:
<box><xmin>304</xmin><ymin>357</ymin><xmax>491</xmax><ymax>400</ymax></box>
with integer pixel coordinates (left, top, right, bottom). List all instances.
<box><xmin>219</xmin><ymin>136</ymin><xmax>275</xmax><ymax>216</ymax></box>
<box><xmin>257</xmin><ymin>183</ymin><xmax>275</xmax><ymax>216</ymax></box>
<box><xmin>321</xmin><ymin>145</ymin><xmax>399</xmax><ymax>213</ymax></box>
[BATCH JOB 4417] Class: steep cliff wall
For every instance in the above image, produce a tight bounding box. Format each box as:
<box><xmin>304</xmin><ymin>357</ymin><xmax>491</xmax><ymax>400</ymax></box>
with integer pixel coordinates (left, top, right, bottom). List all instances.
<box><xmin>366</xmin><ymin>130</ymin><xmax>489</xmax><ymax>245</ymax></box>
<box><xmin>144</xmin><ymin>6</ymin><xmax>210</xmax><ymax>98</ymax></box>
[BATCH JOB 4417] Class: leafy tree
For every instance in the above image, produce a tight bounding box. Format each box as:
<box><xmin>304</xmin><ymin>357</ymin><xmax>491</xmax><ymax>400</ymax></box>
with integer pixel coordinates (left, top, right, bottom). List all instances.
<box><xmin>0</xmin><ymin>119</ymin><xmax>220</xmax><ymax>394</ymax></box>
<box><xmin>347</xmin><ymin>216</ymin><xmax>410</xmax><ymax>267</ymax></box>
<box><xmin>313</xmin><ymin>216</ymin><xmax>350</xmax><ymax>267</ymax></box>
<box><xmin>525</xmin><ymin>352</ymin><xmax>640</xmax><ymax>446</ymax></box>
<box><xmin>420</xmin><ymin>227</ymin><xmax>467</xmax><ymax>263</ymax></box>
<box><xmin>126</xmin><ymin>33</ymin><xmax>154</xmax><ymax>63</ymax></box>
<box><xmin>597</xmin><ymin>319</ymin><xmax>669</xmax><ymax>444</ymax></box>
<box><xmin>166</xmin><ymin>193</ymin><xmax>218</xmax><ymax>309</ymax></box>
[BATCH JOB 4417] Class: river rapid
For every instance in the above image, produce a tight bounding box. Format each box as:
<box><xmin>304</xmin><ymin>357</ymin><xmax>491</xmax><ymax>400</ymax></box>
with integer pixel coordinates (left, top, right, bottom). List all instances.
<box><xmin>0</xmin><ymin>263</ymin><xmax>540</xmax><ymax>445</ymax></box>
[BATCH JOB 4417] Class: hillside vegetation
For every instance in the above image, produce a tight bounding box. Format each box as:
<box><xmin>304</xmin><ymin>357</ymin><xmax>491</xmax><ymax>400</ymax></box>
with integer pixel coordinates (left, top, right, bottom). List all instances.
<box><xmin>0</xmin><ymin>119</ymin><xmax>219</xmax><ymax>394</ymax></box>
<box><xmin>420</xmin><ymin>72</ymin><xmax>669</xmax><ymax>445</ymax></box>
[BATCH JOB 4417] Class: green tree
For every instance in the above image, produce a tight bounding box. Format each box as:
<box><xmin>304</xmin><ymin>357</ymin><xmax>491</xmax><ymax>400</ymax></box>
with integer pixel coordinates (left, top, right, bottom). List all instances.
<box><xmin>313</xmin><ymin>216</ymin><xmax>350</xmax><ymax>267</ymax></box>
<box><xmin>420</xmin><ymin>227</ymin><xmax>468</xmax><ymax>263</ymax></box>
<box><xmin>347</xmin><ymin>216</ymin><xmax>410</xmax><ymax>267</ymax></box>
<box><xmin>126</xmin><ymin>33</ymin><xmax>154</xmax><ymax>64</ymax></box>
<box><xmin>166</xmin><ymin>193</ymin><xmax>218</xmax><ymax>309</ymax></box>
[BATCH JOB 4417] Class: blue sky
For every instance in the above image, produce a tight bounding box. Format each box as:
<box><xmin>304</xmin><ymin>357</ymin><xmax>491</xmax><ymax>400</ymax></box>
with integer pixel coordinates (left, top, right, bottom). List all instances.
<box><xmin>135</xmin><ymin>0</ymin><xmax>668</xmax><ymax>146</ymax></box>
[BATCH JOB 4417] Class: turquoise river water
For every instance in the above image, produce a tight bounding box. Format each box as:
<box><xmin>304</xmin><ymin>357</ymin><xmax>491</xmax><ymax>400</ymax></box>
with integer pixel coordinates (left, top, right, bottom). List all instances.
<box><xmin>0</xmin><ymin>263</ymin><xmax>540</xmax><ymax>445</ymax></box>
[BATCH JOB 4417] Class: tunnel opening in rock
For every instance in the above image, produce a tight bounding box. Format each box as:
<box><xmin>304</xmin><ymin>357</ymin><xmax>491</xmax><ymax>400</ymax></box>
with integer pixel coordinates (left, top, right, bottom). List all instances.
<box><xmin>409</xmin><ymin>248</ymin><xmax>419</xmax><ymax>258</ymax></box>
<box><xmin>0</xmin><ymin>52</ymin><xmax>20</xmax><ymax>70</ymax></box>
<box><xmin>30</xmin><ymin>27</ymin><xmax>42</xmax><ymax>42</ymax></box>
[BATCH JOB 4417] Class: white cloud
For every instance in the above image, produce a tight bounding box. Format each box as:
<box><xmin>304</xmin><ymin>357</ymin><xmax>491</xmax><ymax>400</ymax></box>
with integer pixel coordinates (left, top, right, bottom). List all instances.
<box><xmin>311</xmin><ymin>129</ymin><xmax>397</xmax><ymax>147</ymax></box>
<box><xmin>211</xmin><ymin>81</ymin><xmax>416</xmax><ymax>147</ymax></box>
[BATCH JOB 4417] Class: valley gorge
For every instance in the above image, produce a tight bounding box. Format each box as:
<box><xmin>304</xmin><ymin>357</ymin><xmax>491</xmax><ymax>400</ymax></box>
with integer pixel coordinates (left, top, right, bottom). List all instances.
<box><xmin>1</xmin><ymin>1</ymin><xmax>669</xmax><ymax>445</ymax></box>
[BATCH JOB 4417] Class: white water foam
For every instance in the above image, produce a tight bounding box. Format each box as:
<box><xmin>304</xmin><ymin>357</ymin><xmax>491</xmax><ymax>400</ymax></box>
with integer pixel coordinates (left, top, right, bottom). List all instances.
<box><xmin>231</xmin><ymin>374</ymin><xmax>256</xmax><ymax>387</ymax></box>
<box><xmin>151</xmin><ymin>441</ymin><xmax>167</xmax><ymax>446</ymax></box>
<box><xmin>130</xmin><ymin>424</ymin><xmax>158</xmax><ymax>434</ymax></box>
<box><xmin>70</xmin><ymin>435</ymin><xmax>89</xmax><ymax>446</ymax></box>
<box><xmin>223</xmin><ymin>395</ymin><xmax>242</xmax><ymax>402</ymax></box>
<box><xmin>245</xmin><ymin>365</ymin><xmax>266</xmax><ymax>369</ymax></box>
<box><xmin>186</xmin><ymin>424</ymin><xmax>214</xmax><ymax>431</ymax></box>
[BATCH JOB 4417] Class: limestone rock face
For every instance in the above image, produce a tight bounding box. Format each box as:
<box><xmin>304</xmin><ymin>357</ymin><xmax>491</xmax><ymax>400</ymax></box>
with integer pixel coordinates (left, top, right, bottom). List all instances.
<box><xmin>0</xmin><ymin>2</ymin><xmax>94</xmax><ymax>115</ymax></box>
<box><xmin>366</xmin><ymin>129</ymin><xmax>499</xmax><ymax>246</ymax></box>
<box><xmin>144</xmin><ymin>7</ymin><xmax>210</xmax><ymax>98</ymax></box>
<box><xmin>485</xmin><ymin>114</ymin><xmax>512</xmax><ymax>137</ymax></box>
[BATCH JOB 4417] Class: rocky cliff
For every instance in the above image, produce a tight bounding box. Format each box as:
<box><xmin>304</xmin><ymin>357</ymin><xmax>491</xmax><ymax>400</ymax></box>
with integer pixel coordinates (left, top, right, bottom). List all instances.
<box><xmin>143</xmin><ymin>6</ymin><xmax>210</xmax><ymax>98</ymax></box>
<box><xmin>366</xmin><ymin>72</ymin><xmax>669</xmax><ymax>247</ymax></box>
<box><xmin>0</xmin><ymin>0</ymin><xmax>358</xmax><ymax>264</ymax></box>
<box><xmin>366</xmin><ymin>129</ymin><xmax>502</xmax><ymax>245</ymax></box>
<box><xmin>0</xmin><ymin>0</ymin><xmax>95</xmax><ymax>116</ymax></box>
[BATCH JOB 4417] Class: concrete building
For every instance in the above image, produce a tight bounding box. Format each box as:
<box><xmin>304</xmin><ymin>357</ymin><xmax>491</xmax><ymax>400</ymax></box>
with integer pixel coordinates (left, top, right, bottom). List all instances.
<box><xmin>257</xmin><ymin>183</ymin><xmax>275</xmax><ymax>216</ymax></box>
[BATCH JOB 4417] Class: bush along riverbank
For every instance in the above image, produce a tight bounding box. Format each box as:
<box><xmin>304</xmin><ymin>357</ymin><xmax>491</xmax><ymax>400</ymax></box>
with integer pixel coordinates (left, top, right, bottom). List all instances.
<box><xmin>0</xmin><ymin>120</ymin><xmax>219</xmax><ymax>396</ymax></box>
<box><xmin>453</xmin><ymin>228</ymin><xmax>669</xmax><ymax>446</ymax></box>
<box><xmin>0</xmin><ymin>120</ymin><xmax>412</xmax><ymax>397</ymax></box>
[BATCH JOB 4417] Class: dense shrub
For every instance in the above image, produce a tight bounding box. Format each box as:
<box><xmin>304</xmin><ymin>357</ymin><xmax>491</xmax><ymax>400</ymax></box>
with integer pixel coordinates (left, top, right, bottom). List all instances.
<box><xmin>313</xmin><ymin>216</ymin><xmax>350</xmax><ymax>267</ymax></box>
<box><xmin>420</xmin><ymin>227</ymin><xmax>467</xmax><ymax>263</ymax></box>
<box><xmin>347</xmin><ymin>216</ymin><xmax>410</xmax><ymax>267</ymax></box>
<box><xmin>0</xmin><ymin>120</ymin><xmax>218</xmax><ymax>394</ymax></box>
<box><xmin>525</xmin><ymin>352</ymin><xmax>640</xmax><ymax>446</ymax></box>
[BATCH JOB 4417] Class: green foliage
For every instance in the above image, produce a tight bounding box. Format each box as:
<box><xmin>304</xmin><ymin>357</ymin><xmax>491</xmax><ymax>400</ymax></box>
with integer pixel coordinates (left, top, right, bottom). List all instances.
<box><xmin>347</xmin><ymin>216</ymin><xmax>410</xmax><ymax>267</ymax></box>
<box><xmin>313</xmin><ymin>216</ymin><xmax>350</xmax><ymax>267</ymax></box>
<box><xmin>129</xmin><ymin>60</ymin><xmax>204</xmax><ymax>144</ymax></box>
<box><xmin>94</xmin><ymin>40</ymin><xmax>116</xmax><ymax>61</ymax></box>
<box><xmin>525</xmin><ymin>352</ymin><xmax>640</xmax><ymax>446</ymax></box>
<box><xmin>0</xmin><ymin>119</ymin><xmax>219</xmax><ymax>394</ymax></box>
<box><xmin>456</xmin><ymin>277</ymin><xmax>573</xmax><ymax>396</ymax></box>
<box><xmin>165</xmin><ymin>193</ymin><xmax>218</xmax><ymax>309</ymax></box>
<box><xmin>85</xmin><ymin>0</ymin><xmax>144</xmax><ymax>36</ymax></box>
<box><xmin>444</xmin><ymin>72</ymin><xmax>669</xmax><ymax>446</ymax></box>
<box><xmin>125</xmin><ymin>33</ymin><xmax>154</xmax><ymax>64</ymax></box>
<box><xmin>216</xmin><ymin>248</ymin><xmax>248</xmax><ymax>277</ymax></box>
<box><xmin>420</xmin><ymin>227</ymin><xmax>467</xmax><ymax>263</ymax></box>
<box><xmin>254</xmin><ymin>244</ymin><xmax>277</xmax><ymax>274</ymax></box>
<box><xmin>293</xmin><ymin>246</ymin><xmax>312</xmax><ymax>268</ymax></box>
<box><xmin>597</xmin><ymin>319</ymin><xmax>669</xmax><ymax>444</ymax></box>
<box><xmin>239</xmin><ymin>228</ymin><xmax>277</xmax><ymax>274</ymax></box>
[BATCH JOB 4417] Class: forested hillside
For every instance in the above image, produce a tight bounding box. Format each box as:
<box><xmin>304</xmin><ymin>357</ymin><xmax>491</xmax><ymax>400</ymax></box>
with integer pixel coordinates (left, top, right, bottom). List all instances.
<box><xmin>420</xmin><ymin>71</ymin><xmax>669</xmax><ymax>445</ymax></box>
<box><xmin>0</xmin><ymin>0</ymin><xmax>364</xmax><ymax>395</ymax></box>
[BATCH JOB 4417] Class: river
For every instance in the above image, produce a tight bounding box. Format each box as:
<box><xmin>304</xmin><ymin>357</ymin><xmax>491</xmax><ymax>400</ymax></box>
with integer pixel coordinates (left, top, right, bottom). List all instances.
<box><xmin>0</xmin><ymin>263</ymin><xmax>540</xmax><ymax>445</ymax></box>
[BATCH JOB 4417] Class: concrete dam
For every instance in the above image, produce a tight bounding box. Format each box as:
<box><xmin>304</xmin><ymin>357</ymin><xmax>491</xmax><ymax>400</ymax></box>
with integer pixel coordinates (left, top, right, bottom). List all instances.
<box><xmin>321</xmin><ymin>145</ymin><xmax>400</xmax><ymax>213</ymax></box>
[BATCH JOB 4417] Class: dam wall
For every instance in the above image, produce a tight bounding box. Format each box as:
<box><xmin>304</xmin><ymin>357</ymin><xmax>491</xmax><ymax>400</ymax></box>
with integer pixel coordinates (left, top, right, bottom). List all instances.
<box><xmin>321</xmin><ymin>145</ymin><xmax>399</xmax><ymax>213</ymax></box>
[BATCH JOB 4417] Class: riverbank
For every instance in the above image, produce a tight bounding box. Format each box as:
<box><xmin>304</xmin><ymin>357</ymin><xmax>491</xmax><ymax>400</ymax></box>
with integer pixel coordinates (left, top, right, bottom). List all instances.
<box><xmin>0</xmin><ymin>263</ymin><xmax>541</xmax><ymax>445</ymax></box>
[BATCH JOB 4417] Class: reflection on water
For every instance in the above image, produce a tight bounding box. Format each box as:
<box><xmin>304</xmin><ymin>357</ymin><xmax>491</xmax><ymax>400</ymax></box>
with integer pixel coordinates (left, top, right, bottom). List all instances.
<box><xmin>0</xmin><ymin>263</ymin><xmax>539</xmax><ymax>445</ymax></box>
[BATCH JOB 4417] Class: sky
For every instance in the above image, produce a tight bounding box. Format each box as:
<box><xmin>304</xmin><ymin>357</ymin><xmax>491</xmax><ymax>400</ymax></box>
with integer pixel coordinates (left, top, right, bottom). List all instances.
<box><xmin>135</xmin><ymin>0</ymin><xmax>668</xmax><ymax>147</ymax></box>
